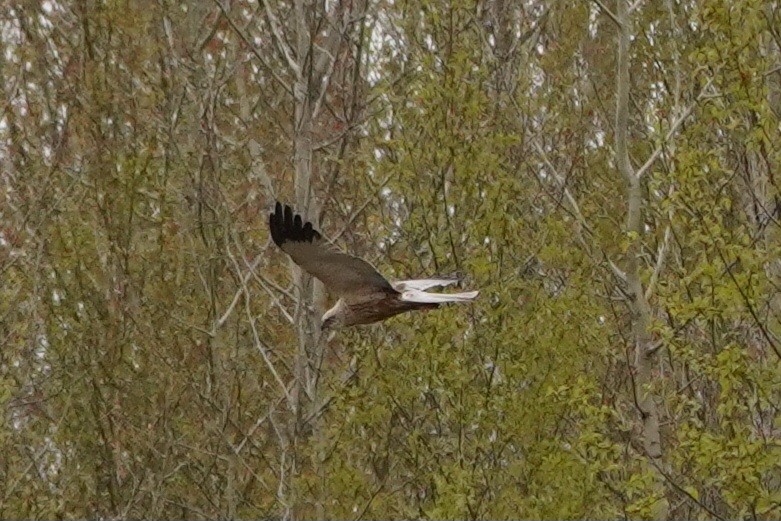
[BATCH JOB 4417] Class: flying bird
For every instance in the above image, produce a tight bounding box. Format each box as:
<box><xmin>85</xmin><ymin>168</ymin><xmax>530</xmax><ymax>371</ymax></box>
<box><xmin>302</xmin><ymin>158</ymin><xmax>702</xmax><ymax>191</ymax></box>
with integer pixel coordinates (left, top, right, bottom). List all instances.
<box><xmin>268</xmin><ymin>202</ymin><xmax>479</xmax><ymax>330</ymax></box>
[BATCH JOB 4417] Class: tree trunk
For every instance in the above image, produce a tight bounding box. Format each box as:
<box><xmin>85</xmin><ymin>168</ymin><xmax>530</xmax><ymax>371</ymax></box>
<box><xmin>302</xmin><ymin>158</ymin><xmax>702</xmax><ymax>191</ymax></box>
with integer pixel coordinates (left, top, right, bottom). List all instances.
<box><xmin>614</xmin><ymin>1</ymin><xmax>668</xmax><ymax>518</ymax></box>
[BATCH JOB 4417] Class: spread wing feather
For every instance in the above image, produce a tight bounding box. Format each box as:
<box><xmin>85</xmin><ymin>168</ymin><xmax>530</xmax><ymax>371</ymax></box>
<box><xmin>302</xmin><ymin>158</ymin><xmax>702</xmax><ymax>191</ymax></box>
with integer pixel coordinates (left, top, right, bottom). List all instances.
<box><xmin>399</xmin><ymin>288</ymin><xmax>480</xmax><ymax>303</ymax></box>
<box><xmin>392</xmin><ymin>278</ymin><xmax>459</xmax><ymax>291</ymax></box>
<box><xmin>269</xmin><ymin>202</ymin><xmax>394</xmax><ymax>297</ymax></box>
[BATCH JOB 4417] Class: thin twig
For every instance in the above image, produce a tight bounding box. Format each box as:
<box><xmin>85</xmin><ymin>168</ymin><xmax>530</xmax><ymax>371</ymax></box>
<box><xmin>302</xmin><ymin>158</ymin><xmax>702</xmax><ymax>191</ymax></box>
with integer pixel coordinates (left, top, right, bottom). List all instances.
<box><xmin>534</xmin><ymin>140</ymin><xmax>628</xmax><ymax>282</ymax></box>
<box><xmin>591</xmin><ymin>0</ymin><xmax>621</xmax><ymax>27</ymax></box>
<box><xmin>636</xmin><ymin>77</ymin><xmax>715</xmax><ymax>180</ymax></box>
<box><xmin>645</xmin><ymin>223</ymin><xmax>672</xmax><ymax>301</ymax></box>
<box><xmin>330</xmin><ymin>171</ymin><xmax>396</xmax><ymax>243</ymax></box>
<box><xmin>213</xmin><ymin>0</ymin><xmax>294</xmax><ymax>95</ymax></box>
<box><xmin>258</xmin><ymin>0</ymin><xmax>302</xmax><ymax>79</ymax></box>
<box><xmin>226</xmin><ymin>243</ymin><xmax>295</xmax><ymax>406</ymax></box>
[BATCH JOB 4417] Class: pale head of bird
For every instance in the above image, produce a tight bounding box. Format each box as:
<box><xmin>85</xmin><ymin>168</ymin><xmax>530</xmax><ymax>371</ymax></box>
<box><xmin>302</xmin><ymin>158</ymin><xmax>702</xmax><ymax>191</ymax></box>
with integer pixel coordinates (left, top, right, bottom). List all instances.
<box><xmin>321</xmin><ymin>304</ymin><xmax>342</xmax><ymax>331</ymax></box>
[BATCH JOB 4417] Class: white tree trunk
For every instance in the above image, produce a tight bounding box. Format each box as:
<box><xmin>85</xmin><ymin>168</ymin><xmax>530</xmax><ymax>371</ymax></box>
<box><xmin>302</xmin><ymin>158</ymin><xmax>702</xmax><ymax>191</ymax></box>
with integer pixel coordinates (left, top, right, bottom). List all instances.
<box><xmin>614</xmin><ymin>0</ymin><xmax>668</xmax><ymax>517</ymax></box>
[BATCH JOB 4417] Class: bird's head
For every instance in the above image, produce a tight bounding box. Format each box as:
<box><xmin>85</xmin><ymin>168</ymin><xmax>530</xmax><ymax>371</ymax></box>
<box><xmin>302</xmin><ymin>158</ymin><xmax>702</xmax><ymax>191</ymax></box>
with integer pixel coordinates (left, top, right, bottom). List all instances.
<box><xmin>321</xmin><ymin>306</ymin><xmax>341</xmax><ymax>331</ymax></box>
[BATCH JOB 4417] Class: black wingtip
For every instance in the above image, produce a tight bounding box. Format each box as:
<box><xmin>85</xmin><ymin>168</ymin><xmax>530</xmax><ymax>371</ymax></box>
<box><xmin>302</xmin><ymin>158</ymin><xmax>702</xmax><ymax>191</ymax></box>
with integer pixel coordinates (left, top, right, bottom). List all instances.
<box><xmin>268</xmin><ymin>201</ymin><xmax>283</xmax><ymax>247</ymax></box>
<box><xmin>268</xmin><ymin>201</ymin><xmax>322</xmax><ymax>247</ymax></box>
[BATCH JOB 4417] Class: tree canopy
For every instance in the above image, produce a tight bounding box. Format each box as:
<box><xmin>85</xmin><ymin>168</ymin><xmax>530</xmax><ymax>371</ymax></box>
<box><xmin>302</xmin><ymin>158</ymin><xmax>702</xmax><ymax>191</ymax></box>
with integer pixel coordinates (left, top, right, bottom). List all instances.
<box><xmin>1</xmin><ymin>0</ymin><xmax>780</xmax><ymax>519</ymax></box>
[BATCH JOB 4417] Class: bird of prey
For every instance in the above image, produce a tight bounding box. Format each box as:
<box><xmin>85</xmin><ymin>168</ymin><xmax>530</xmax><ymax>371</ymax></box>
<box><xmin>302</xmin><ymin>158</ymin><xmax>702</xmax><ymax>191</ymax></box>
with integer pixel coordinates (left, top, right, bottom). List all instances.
<box><xmin>269</xmin><ymin>202</ymin><xmax>479</xmax><ymax>330</ymax></box>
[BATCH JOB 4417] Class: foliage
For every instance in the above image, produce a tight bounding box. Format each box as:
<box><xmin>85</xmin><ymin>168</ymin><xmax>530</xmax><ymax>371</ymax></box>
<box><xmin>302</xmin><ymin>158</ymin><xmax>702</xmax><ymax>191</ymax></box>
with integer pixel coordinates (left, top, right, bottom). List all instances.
<box><xmin>1</xmin><ymin>0</ymin><xmax>779</xmax><ymax>519</ymax></box>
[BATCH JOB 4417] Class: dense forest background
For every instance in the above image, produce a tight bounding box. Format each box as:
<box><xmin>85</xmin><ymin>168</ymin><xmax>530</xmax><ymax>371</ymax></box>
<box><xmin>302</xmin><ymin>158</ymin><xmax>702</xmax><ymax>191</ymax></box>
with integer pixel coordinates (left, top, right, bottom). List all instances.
<box><xmin>1</xmin><ymin>0</ymin><xmax>780</xmax><ymax>518</ymax></box>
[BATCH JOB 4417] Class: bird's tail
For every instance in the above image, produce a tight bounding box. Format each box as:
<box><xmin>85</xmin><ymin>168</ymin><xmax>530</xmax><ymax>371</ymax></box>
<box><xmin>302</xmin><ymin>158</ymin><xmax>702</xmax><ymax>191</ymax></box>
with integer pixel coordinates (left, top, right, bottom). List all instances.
<box><xmin>399</xmin><ymin>288</ymin><xmax>479</xmax><ymax>304</ymax></box>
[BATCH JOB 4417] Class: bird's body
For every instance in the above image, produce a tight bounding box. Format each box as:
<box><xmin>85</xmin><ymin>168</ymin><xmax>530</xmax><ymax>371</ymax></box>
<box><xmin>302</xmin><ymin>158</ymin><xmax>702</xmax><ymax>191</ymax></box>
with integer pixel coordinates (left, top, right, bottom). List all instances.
<box><xmin>268</xmin><ymin>202</ymin><xmax>478</xmax><ymax>330</ymax></box>
<box><xmin>322</xmin><ymin>290</ymin><xmax>439</xmax><ymax>329</ymax></box>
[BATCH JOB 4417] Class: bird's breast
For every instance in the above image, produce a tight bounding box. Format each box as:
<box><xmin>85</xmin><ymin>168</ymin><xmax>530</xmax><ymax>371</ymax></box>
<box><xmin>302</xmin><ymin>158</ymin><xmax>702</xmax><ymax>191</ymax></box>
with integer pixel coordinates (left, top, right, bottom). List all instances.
<box><xmin>342</xmin><ymin>292</ymin><xmax>437</xmax><ymax>327</ymax></box>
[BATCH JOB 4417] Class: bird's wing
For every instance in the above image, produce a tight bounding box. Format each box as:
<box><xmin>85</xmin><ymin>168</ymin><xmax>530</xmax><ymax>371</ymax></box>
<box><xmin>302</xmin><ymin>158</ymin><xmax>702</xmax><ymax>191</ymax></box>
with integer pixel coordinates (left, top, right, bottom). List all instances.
<box><xmin>269</xmin><ymin>202</ymin><xmax>394</xmax><ymax>297</ymax></box>
<box><xmin>392</xmin><ymin>277</ymin><xmax>459</xmax><ymax>292</ymax></box>
<box><xmin>399</xmin><ymin>288</ymin><xmax>479</xmax><ymax>303</ymax></box>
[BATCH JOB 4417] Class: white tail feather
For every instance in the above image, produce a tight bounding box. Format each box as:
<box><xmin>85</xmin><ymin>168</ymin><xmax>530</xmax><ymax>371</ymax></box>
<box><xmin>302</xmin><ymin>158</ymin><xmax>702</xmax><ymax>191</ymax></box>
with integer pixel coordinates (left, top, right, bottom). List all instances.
<box><xmin>400</xmin><ymin>289</ymin><xmax>479</xmax><ymax>304</ymax></box>
<box><xmin>392</xmin><ymin>278</ymin><xmax>459</xmax><ymax>291</ymax></box>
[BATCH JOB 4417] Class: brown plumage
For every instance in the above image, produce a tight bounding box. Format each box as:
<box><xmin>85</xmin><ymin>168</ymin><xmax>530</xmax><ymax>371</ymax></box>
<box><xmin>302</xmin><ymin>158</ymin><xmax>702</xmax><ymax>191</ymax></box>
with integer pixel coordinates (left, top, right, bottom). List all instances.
<box><xmin>269</xmin><ymin>202</ymin><xmax>479</xmax><ymax>329</ymax></box>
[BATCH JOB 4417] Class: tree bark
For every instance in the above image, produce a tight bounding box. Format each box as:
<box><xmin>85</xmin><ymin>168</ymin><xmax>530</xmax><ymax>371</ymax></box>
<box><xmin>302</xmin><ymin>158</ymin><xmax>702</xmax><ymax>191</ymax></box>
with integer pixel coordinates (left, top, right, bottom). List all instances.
<box><xmin>614</xmin><ymin>0</ymin><xmax>668</xmax><ymax>517</ymax></box>
<box><xmin>264</xmin><ymin>1</ymin><xmax>363</xmax><ymax>516</ymax></box>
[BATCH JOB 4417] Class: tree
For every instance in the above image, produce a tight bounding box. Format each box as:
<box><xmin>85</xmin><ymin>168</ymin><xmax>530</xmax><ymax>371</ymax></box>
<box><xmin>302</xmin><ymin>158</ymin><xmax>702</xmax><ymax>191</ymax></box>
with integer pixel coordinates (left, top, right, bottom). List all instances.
<box><xmin>1</xmin><ymin>0</ymin><xmax>779</xmax><ymax>518</ymax></box>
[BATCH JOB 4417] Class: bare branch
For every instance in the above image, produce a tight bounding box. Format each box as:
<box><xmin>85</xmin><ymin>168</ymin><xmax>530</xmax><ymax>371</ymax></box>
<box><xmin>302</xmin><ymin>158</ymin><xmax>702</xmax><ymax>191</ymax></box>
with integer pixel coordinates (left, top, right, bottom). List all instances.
<box><xmin>235</xmin><ymin>63</ymin><xmax>277</xmax><ymax>199</ymax></box>
<box><xmin>534</xmin><ymin>141</ymin><xmax>593</xmax><ymax>235</ymax></box>
<box><xmin>645</xmin><ymin>458</ymin><xmax>727</xmax><ymax>521</ymax></box>
<box><xmin>233</xmin><ymin>394</ymin><xmax>289</xmax><ymax>455</ymax></box>
<box><xmin>764</xmin><ymin>63</ymin><xmax>781</xmax><ymax>77</ymax></box>
<box><xmin>213</xmin><ymin>0</ymin><xmax>294</xmax><ymax>95</ymax></box>
<box><xmin>645</xmin><ymin>223</ymin><xmax>671</xmax><ymax>301</ymax></box>
<box><xmin>628</xmin><ymin>0</ymin><xmax>645</xmax><ymax>14</ymax></box>
<box><xmin>259</xmin><ymin>0</ymin><xmax>302</xmax><ymax>79</ymax></box>
<box><xmin>534</xmin><ymin>140</ymin><xmax>628</xmax><ymax>282</ymax></box>
<box><xmin>636</xmin><ymin>77</ymin><xmax>715</xmax><ymax>180</ymax></box>
<box><xmin>330</xmin><ymin>171</ymin><xmax>397</xmax><ymax>242</ymax></box>
<box><xmin>310</xmin><ymin>52</ymin><xmax>338</xmax><ymax>122</ymax></box>
<box><xmin>225</xmin><ymin>242</ymin><xmax>295</xmax><ymax>408</ymax></box>
<box><xmin>590</xmin><ymin>0</ymin><xmax>621</xmax><ymax>28</ymax></box>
